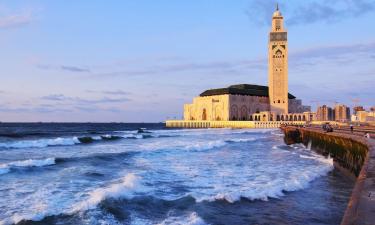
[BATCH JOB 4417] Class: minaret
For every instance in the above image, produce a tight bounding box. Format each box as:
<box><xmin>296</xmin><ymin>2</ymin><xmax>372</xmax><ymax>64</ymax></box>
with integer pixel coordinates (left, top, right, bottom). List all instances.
<box><xmin>268</xmin><ymin>4</ymin><xmax>288</xmax><ymax>114</ymax></box>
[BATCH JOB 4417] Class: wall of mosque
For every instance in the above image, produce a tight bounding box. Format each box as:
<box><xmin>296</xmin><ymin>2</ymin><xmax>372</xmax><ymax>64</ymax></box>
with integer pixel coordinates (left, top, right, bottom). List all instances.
<box><xmin>183</xmin><ymin>94</ymin><xmax>311</xmax><ymax>122</ymax></box>
<box><xmin>184</xmin><ymin>95</ymin><xmax>230</xmax><ymax>121</ymax></box>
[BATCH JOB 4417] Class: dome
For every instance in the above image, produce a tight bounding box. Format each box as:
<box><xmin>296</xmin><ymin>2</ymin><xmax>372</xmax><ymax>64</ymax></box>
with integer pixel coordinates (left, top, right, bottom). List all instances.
<box><xmin>273</xmin><ymin>3</ymin><xmax>282</xmax><ymax>17</ymax></box>
<box><xmin>273</xmin><ymin>10</ymin><xmax>282</xmax><ymax>17</ymax></box>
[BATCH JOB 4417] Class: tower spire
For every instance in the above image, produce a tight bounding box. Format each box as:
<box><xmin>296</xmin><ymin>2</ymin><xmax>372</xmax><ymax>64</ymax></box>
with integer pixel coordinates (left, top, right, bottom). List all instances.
<box><xmin>276</xmin><ymin>3</ymin><xmax>279</xmax><ymax>11</ymax></box>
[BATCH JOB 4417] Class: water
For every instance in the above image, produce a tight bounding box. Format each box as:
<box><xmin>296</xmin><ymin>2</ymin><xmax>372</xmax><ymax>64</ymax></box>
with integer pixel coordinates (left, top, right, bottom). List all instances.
<box><xmin>0</xmin><ymin>123</ymin><xmax>354</xmax><ymax>225</ymax></box>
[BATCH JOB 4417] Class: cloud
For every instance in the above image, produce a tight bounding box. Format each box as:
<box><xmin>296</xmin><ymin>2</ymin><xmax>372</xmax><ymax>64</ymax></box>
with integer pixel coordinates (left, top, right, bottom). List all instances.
<box><xmin>86</xmin><ymin>90</ymin><xmax>131</xmax><ymax>96</ymax></box>
<box><xmin>0</xmin><ymin>11</ymin><xmax>33</xmax><ymax>29</ymax></box>
<box><xmin>288</xmin><ymin>0</ymin><xmax>375</xmax><ymax>25</ymax></box>
<box><xmin>37</xmin><ymin>64</ymin><xmax>90</xmax><ymax>73</ymax></box>
<box><xmin>290</xmin><ymin>41</ymin><xmax>375</xmax><ymax>61</ymax></box>
<box><xmin>40</xmin><ymin>94</ymin><xmax>131</xmax><ymax>104</ymax></box>
<box><xmin>61</xmin><ymin>66</ymin><xmax>90</xmax><ymax>73</ymax></box>
<box><xmin>245</xmin><ymin>0</ymin><xmax>375</xmax><ymax>26</ymax></box>
<box><xmin>41</xmin><ymin>94</ymin><xmax>69</xmax><ymax>101</ymax></box>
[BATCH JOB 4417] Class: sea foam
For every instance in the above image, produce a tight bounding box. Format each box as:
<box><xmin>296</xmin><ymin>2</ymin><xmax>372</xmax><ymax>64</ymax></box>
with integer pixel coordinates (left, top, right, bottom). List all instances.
<box><xmin>157</xmin><ymin>212</ymin><xmax>208</xmax><ymax>225</ymax></box>
<box><xmin>0</xmin><ymin>158</ymin><xmax>56</xmax><ymax>175</ymax></box>
<box><xmin>0</xmin><ymin>137</ymin><xmax>80</xmax><ymax>149</ymax></box>
<box><xmin>72</xmin><ymin>173</ymin><xmax>141</xmax><ymax>212</ymax></box>
<box><xmin>193</xmin><ymin>156</ymin><xmax>333</xmax><ymax>203</ymax></box>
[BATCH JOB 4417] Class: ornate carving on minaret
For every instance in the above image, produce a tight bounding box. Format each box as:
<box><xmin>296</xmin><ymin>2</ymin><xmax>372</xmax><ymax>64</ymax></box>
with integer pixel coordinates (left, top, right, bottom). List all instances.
<box><xmin>268</xmin><ymin>4</ymin><xmax>288</xmax><ymax>114</ymax></box>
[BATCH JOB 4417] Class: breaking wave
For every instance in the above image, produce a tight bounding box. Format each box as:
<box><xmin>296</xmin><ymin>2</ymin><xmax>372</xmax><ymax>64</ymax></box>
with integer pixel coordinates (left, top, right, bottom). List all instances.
<box><xmin>72</xmin><ymin>173</ymin><xmax>142</xmax><ymax>212</ymax></box>
<box><xmin>0</xmin><ymin>132</ymin><xmax>177</xmax><ymax>150</ymax></box>
<box><xmin>0</xmin><ymin>137</ymin><xmax>80</xmax><ymax>149</ymax></box>
<box><xmin>156</xmin><ymin>212</ymin><xmax>208</xmax><ymax>225</ymax></box>
<box><xmin>0</xmin><ymin>158</ymin><xmax>56</xmax><ymax>175</ymax></box>
<box><xmin>193</xmin><ymin>156</ymin><xmax>334</xmax><ymax>203</ymax></box>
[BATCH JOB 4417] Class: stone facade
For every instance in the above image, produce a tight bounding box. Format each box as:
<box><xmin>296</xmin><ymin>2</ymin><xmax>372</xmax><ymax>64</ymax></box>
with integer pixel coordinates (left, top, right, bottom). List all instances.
<box><xmin>268</xmin><ymin>6</ymin><xmax>289</xmax><ymax>114</ymax></box>
<box><xmin>184</xmin><ymin>93</ymin><xmax>310</xmax><ymax>122</ymax></box>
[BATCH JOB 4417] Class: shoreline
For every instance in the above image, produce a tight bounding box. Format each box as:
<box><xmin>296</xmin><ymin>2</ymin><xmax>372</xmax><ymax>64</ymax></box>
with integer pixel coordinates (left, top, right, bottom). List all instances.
<box><xmin>281</xmin><ymin>126</ymin><xmax>375</xmax><ymax>225</ymax></box>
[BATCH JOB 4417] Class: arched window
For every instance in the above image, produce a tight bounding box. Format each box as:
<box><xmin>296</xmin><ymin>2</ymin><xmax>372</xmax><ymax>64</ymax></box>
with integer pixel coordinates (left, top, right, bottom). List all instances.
<box><xmin>202</xmin><ymin>109</ymin><xmax>207</xmax><ymax>121</ymax></box>
<box><xmin>230</xmin><ymin>105</ymin><xmax>238</xmax><ymax>121</ymax></box>
<box><xmin>298</xmin><ymin>115</ymin><xmax>302</xmax><ymax>121</ymax></box>
<box><xmin>303</xmin><ymin>115</ymin><xmax>306</xmax><ymax>121</ymax></box>
<box><xmin>249</xmin><ymin>115</ymin><xmax>253</xmax><ymax>121</ymax></box>
<box><xmin>240</xmin><ymin>106</ymin><xmax>248</xmax><ymax>121</ymax></box>
<box><xmin>278</xmin><ymin>100</ymin><xmax>280</xmax><ymax>103</ymax></box>
<box><xmin>276</xmin><ymin>115</ymin><xmax>280</xmax><ymax>121</ymax></box>
<box><xmin>281</xmin><ymin>115</ymin><xmax>284</xmax><ymax>121</ymax></box>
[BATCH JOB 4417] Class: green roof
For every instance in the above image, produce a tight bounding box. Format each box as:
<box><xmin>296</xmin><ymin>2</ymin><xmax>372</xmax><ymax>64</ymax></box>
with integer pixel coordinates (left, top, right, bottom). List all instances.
<box><xmin>199</xmin><ymin>84</ymin><xmax>296</xmax><ymax>99</ymax></box>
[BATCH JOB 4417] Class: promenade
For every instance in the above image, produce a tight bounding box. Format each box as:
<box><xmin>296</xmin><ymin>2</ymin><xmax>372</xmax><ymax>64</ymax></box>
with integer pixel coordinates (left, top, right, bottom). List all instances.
<box><xmin>282</xmin><ymin>126</ymin><xmax>375</xmax><ymax>225</ymax></box>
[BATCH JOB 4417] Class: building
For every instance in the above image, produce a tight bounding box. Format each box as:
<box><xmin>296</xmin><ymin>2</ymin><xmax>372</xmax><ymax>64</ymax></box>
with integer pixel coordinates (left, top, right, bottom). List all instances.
<box><xmin>353</xmin><ymin>106</ymin><xmax>365</xmax><ymax>114</ymax></box>
<box><xmin>316</xmin><ymin>105</ymin><xmax>334</xmax><ymax>121</ymax></box>
<box><xmin>334</xmin><ymin>104</ymin><xmax>350</xmax><ymax>122</ymax></box>
<box><xmin>353</xmin><ymin>110</ymin><xmax>375</xmax><ymax>123</ymax></box>
<box><xmin>268</xmin><ymin>4</ymin><xmax>288</xmax><ymax>114</ymax></box>
<box><xmin>182</xmin><ymin>6</ymin><xmax>310</xmax><ymax>123</ymax></box>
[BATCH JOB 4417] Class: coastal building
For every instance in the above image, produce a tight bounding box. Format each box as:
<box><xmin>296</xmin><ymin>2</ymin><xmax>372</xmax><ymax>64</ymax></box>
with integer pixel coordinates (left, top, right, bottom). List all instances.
<box><xmin>353</xmin><ymin>110</ymin><xmax>375</xmax><ymax>123</ymax></box>
<box><xmin>316</xmin><ymin>105</ymin><xmax>334</xmax><ymax>121</ymax></box>
<box><xmin>182</xmin><ymin>6</ymin><xmax>310</xmax><ymax>124</ymax></box>
<box><xmin>334</xmin><ymin>104</ymin><xmax>350</xmax><ymax>122</ymax></box>
<box><xmin>353</xmin><ymin>106</ymin><xmax>365</xmax><ymax>114</ymax></box>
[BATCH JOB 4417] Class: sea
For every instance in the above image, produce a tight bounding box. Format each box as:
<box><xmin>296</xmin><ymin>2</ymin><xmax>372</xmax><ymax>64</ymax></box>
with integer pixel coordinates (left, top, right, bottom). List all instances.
<box><xmin>0</xmin><ymin>123</ymin><xmax>354</xmax><ymax>225</ymax></box>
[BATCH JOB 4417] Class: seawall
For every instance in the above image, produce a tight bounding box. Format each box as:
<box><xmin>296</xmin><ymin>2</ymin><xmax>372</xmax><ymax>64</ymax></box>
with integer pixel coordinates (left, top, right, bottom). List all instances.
<box><xmin>281</xmin><ymin>127</ymin><xmax>375</xmax><ymax>225</ymax></box>
<box><xmin>166</xmin><ymin>120</ymin><xmax>305</xmax><ymax>129</ymax></box>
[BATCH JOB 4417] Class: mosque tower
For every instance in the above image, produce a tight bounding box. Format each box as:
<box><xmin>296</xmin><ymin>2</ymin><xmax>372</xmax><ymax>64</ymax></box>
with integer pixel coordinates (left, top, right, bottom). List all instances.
<box><xmin>268</xmin><ymin>4</ymin><xmax>288</xmax><ymax>114</ymax></box>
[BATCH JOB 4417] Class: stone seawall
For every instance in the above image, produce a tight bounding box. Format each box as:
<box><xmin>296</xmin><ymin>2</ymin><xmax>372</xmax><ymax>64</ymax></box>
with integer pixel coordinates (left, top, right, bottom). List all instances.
<box><xmin>281</xmin><ymin>127</ymin><xmax>375</xmax><ymax>225</ymax></box>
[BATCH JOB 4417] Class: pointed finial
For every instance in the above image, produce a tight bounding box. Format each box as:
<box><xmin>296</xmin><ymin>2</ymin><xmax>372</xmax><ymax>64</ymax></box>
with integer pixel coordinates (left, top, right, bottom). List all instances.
<box><xmin>276</xmin><ymin>3</ymin><xmax>279</xmax><ymax>11</ymax></box>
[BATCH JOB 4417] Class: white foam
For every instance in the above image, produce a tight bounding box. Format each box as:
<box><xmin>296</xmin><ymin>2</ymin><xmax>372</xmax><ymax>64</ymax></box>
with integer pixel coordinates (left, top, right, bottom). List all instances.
<box><xmin>72</xmin><ymin>173</ymin><xmax>141</xmax><ymax>212</ymax></box>
<box><xmin>8</xmin><ymin>158</ymin><xmax>56</xmax><ymax>167</ymax></box>
<box><xmin>227</xmin><ymin>137</ymin><xmax>256</xmax><ymax>143</ymax></box>
<box><xmin>184</xmin><ymin>140</ymin><xmax>227</xmax><ymax>151</ymax></box>
<box><xmin>191</xmin><ymin>155</ymin><xmax>334</xmax><ymax>203</ymax></box>
<box><xmin>0</xmin><ymin>137</ymin><xmax>80</xmax><ymax>149</ymax></box>
<box><xmin>0</xmin><ymin>158</ymin><xmax>56</xmax><ymax>175</ymax></box>
<box><xmin>299</xmin><ymin>155</ymin><xmax>316</xmax><ymax>159</ymax></box>
<box><xmin>157</xmin><ymin>212</ymin><xmax>208</xmax><ymax>225</ymax></box>
<box><xmin>92</xmin><ymin>136</ymin><xmax>102</xmax><ymax>140</ymax></box>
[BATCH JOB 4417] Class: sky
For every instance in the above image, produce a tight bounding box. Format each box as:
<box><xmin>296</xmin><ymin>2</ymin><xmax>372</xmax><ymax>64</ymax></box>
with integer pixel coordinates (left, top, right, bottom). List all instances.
<box><xmin>0</xmin><ymin>0</ymin><xmax>374</xmax><ymax>122</ymax></box>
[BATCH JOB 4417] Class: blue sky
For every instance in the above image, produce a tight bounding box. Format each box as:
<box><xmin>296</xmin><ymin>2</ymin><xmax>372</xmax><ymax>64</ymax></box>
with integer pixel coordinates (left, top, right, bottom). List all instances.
<box><xmin>0</xmin><ymin>0</ymin><xmax>374</xmax><ymax>122</ymax></box>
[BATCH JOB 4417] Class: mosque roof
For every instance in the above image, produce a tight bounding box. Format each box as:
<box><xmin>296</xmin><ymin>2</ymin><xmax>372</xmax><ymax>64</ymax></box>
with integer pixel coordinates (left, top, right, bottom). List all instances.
<box><xmin>199</xmin><ymin>84</ymin><xmax>296</xmax><ymax>99</ymax></box>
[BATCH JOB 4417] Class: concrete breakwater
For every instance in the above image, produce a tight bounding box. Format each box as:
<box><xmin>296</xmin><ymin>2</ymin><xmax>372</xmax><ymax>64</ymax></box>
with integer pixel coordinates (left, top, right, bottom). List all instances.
<box><xmin>281</xmin><ymin>126</ymin><xmax>375</xmax><ymax>225</ymax></box>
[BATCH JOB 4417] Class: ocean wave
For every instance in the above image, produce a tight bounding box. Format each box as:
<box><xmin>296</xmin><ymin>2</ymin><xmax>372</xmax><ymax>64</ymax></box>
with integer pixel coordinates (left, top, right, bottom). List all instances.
<box><xmin>193</xmin><ymin>158</ymin><xmax>333</xmax><ymax>203</ymax></box>
<box><xmin>0</xmin><ymin>158</ymin><xmax>56</xmax><ymax>175</ymax></box>
<box><xmin>72</xmin><ymin>173</ymin><xmax>142</xmax><ymax>212</ymax></box>
<box><xmin>156</xmin><ymin>212</ymin><xmax>208</xmax><ymax>225</ymax></box>
<box><xmin>0</xmin><ymin>173</ymin><xmax>142</xmax><ymax>225</ymax></box>
<box><xmin>225</xmin><ymin>137</ymin><xmax>256</xmax><ymax>143</ymax></box>
<box><xmin>183</xmin><ymin>140</ymin><xmax>227</xmax><ymax>151</ymax></box>
<box><xmin>0</xmin><ymin>137</ymin><xmax>80</xmax><ymax>149</ymax></box>
<box><xmin>183</xmin><ymin>137</ymin><xmax>258</xmax><ymax>152</ymax></box>
<box><xmin>0</xmin><ymin>132</ymin><xmax>177</xmax><ymax>149</ymax></box>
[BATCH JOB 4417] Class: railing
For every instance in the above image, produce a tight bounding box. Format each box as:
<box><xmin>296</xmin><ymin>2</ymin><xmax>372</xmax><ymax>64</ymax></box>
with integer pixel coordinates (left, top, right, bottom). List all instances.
<box><xmin>165</xmin><ymin>120</ymin><xmax>306</xmax><ymax>129</ymax></box>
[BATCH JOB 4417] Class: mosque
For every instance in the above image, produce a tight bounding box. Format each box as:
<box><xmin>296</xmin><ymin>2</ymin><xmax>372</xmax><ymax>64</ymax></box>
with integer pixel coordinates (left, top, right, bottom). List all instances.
<box><xmin>168</xmin><ymin>6</ymin><xmax>313</xmax><ymax>128</ymax></box>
